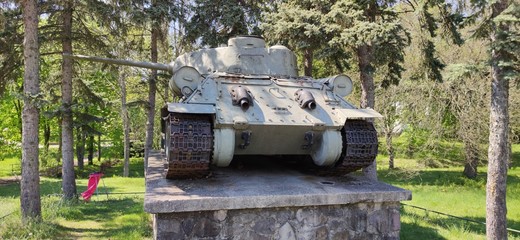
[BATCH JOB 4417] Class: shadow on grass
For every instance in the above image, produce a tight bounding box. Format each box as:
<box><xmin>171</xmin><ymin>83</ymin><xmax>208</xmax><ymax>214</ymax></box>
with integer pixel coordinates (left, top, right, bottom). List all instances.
<box><xmin>400</xmin><ymin>207</ymin><xmax>446</xmax><ymax>239</ymax></box>
<box><xmin>511</xmin><ymin>151</ymin><xmax>520</xmax><ymax>168</ymax></box>
<box><xmin>58</xmin><ymin>198</ymin><xmax>151</xmax><ymax>239</ymax></box>
<box><xmin>61</xmin><ymin>198</ymin><xmax>139</xmax><ymax>220</ymax></box>
<box><xmin>401</xmin><ymin>223</ymin><xmax>445</xmax><ymax>240</ymax></box>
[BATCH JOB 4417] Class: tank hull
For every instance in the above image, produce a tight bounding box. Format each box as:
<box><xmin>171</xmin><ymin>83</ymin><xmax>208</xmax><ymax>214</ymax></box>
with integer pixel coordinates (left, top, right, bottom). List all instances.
<box><xmin>163</xmin><ymin>72</ymin><xmax>381</xmax><ymax>179</ymax></box>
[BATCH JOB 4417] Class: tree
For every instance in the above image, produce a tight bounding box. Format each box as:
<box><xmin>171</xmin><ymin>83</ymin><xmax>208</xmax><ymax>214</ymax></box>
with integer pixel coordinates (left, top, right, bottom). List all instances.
<box><xmin>61</xmin><ymin>0</ymin><xmax>76</xmax><ymax>200</ymax></box>
<box><xmin>144</xmin><ymin>0</ymin><xmax>160</xmax><ymax>174</ymax></box>
<box><xmin>143</xmin><ymin>0</ymin><xmax>179</xmax><ymax>172</ymax></box>
<box><xmin>443</xmin><ymin>63</ymin><xmax>488</xmax><ymax>179</ymax></box>
<box><xmin>119</xmin><ymin>67</ymin><xmax>130</xmax><ymax>177</ymax></box>
<box><xmin>482</xmin><ymin>0</ymin><xmax>519</xmax><ymax>238</ymax></box>
<box><xmin>324</xmin><ymin>0</ymin><xmax>409</xmax><ymax>180</ymax></box>
<box><xmin>262</xmin><ymin>1</ymin><xmax>329</xmax><ymax>77</ymax></box>
<box><xmin>20</xmin><ymin>0</ymin><xmax>41</xmax><ymax>220</ymax></box>
<box><xmin>376</xmin><ymin>85</ymin><xmax>401</xmax><ymax>169</ymax></box>
<box><xmin>184</xmin><ymin>0</ymin><xmax>264</xmax><ymax>48</ymax></box>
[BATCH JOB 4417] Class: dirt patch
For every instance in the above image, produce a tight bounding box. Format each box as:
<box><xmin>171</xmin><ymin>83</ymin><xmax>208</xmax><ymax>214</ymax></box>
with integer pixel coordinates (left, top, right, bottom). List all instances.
<box><xmin>0</xmin><ymin>176</ymin><xmax>20</xmax><ymax>186</ymax></box>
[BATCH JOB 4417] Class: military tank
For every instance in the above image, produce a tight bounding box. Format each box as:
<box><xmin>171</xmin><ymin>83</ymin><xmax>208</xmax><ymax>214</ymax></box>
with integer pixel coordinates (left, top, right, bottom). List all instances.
<box><xmin>65</xmin><ymin>36</ymin><xmax>382</xmax><ymax>179</ymax></box>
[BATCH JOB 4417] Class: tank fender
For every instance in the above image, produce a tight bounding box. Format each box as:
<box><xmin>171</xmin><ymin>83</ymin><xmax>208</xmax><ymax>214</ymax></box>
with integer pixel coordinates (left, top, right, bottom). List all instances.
<box><xmin>337</xmin><ymin>108</ymin><xmax>383</xmax><ymax>119</ymax></box>
<box><xmin>167</xmin><ymin>103</ymin><xmax>215</xmax><ymax>114</ymax></box>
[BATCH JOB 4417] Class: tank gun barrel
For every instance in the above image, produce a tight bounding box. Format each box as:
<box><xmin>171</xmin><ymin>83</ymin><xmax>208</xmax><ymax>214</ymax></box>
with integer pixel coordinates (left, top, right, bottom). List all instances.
<box><xmin>63</xmin><ymin>53</ymin><xmax>173</xmax><ymax>73</ymax></box>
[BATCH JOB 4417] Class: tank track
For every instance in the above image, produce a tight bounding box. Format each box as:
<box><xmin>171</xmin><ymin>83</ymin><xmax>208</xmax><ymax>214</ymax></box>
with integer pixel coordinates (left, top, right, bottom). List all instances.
<box><xmin>164</xmin><ymin>113</ymin><xmax>213</xmax><ymax>179</ymax></box>
<box><xmin>313</xmin><ymin>120</ymin><xmax>378</xmax><ymax>176</ymax></box>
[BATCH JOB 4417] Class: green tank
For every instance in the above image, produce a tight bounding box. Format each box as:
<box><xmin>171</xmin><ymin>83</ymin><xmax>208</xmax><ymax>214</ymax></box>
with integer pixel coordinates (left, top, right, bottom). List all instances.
<box><xmin>65</xmin><ymin>36</ymin><xmax>382</xmax><ymax>179</ymax></box>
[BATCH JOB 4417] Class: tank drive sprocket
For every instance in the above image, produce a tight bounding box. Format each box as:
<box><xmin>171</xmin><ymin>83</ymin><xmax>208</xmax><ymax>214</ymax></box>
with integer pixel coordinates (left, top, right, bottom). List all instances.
<box><xmin>164</xmin><ymin>113</ymin><xmax>213</xmax><ymax>179</ymax></box>
<box><xmin>313</xmin><ymin>120</ymin><xmax>378</xmax><ymax>176</ymax></box>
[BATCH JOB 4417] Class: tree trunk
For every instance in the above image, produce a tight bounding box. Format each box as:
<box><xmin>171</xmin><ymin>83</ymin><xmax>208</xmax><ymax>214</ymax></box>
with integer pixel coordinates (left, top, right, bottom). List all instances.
<box><xmin>61</xmin><ymin>0</ymin><xmax>77</xmax><ymax>200</ymax></box>
<box><xmin>98</xmin><ymin>134</ymin><xmax>101</xmax><ymax>162</ymax></box>
<box><xmin>14</xmin><ymin>99</ymin><xmax>23</xmax><ymax>135</ymax></box>
<box><xmin>303</xmin><ymin>48</ymin><xmax>313</xmax><ymax>77</ymax></box>
<box><xmin>486</xmin><ymin>1</ymin><xmax>510</xmax><ymax>238</ymax></box>
<box><xmin>385</xmin><ymin>129</ymin><xmax>395</xmax><ymax>169</ymax></box>
<box><xmin>463</xmin><ymin>141</ymin><xmax>479</xmax><ymax>179</ymax></box>
<box><xmin>88</xmin><ymin>135</ymin><xmax>94</xmax><ymax>165</ymax></box>
<box><xmin>357</xmin><ymin>44</ymin><xmax>377</xmax><ymax>181</ymax></box>
<box><xmin>20</xmin><ymin>0</ymin><xmax>41</xmax><ymax>220</ymax></box>
<box><xmin>76</xmin><ymin>126</ymin><xmax>85</xmax><ymax>169</ymax></box>
<box><xmin>41</xmin><ymin>115</ymin><xmax>50</xmax><ymax>166</ymax></box>
<box><xmin>119</xmin><ymin>69</ymin><xmax>130</xmax><ymax>177</ymax></box>
<box><xmin>144</xmin><ymin>12</ymin><xmax>159</xmax><ymax>174</ymax></box>
<box><xmin>43</xmin><ymin>114</ymin><xmax>50</xmax><ymax>155</ymax></box>
<box><xmin>57</xmin><ymin>122</ymin><xmax>62</xmax><ymax>162</ymax></box>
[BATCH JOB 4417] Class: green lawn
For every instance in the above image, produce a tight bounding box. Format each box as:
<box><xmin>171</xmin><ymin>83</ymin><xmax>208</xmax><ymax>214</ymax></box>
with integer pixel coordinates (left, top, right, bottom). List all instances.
<box><xmin>1</xmin><ymin>143</ymin><xmax>520</xmax><ymax>239</ymax></box>
<box><xmin>0</xmin><ymin>157</ymin><xmax>150</xmax><ymax>240</ymax></box>
<box><xmin>375</xmin><ymin>145</ymin><xmax>520</xmax><ymax>239</ymax></box>
<box><xmin>0</xmin><ymin>156</ymin><xmax>20</xmax><ymax>177</ymax></box>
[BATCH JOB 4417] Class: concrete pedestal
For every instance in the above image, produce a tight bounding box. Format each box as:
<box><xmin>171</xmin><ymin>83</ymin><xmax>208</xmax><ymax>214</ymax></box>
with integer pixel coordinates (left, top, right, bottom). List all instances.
<box><xmin>145</xmin><ymin>154</ymin><xmax>411</xmax><ymax>240</ymax></box>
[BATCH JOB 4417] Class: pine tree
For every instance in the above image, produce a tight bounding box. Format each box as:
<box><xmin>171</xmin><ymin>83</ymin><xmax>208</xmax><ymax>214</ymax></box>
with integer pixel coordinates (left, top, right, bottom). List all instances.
<box><xmin>184</xmin><ymin>0</ymin><xmax>265</xmax><ymax>48</ymax></box>
<box><xmin>262</xmin><ymin>1</ymin><xmax>330</xmax><ymax>77</ymax></box>
<box><xmin>481</xmin><ymin>1</ymin><xmax>519</xmax><ymax>238</ymax></box>
<box><xmin>324</xmin><ymin>0</ymin><xmax>409</xmax><ymax>180</ymax></box>
<box><xmin>20</xmin><ymin>0</ymin><xmax>41</xmax><ymax>220</ymax></box>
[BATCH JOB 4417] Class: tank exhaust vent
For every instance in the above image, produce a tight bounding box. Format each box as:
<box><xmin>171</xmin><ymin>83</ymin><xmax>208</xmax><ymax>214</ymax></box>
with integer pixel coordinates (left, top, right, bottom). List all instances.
<box><xmin>295</xmin><ymin>89</ymin><xmax>317</xmax><ymax>110</ymax></box>
<box><xmin>231</xmin><ymin>86</ymin><xmax>253</xmax><ymax>110</ymax></box>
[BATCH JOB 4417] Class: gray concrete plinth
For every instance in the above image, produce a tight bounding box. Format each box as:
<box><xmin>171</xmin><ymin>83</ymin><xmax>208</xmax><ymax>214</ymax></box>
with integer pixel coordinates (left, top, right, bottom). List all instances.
<box><xmin>145</xmin><ymin>153</ymin><xmax>411</xmax><ymax>240</ymax></box>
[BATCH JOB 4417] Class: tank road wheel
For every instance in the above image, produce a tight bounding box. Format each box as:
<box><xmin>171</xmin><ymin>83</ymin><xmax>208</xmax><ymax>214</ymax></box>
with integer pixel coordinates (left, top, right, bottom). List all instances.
<box><xmin>311</xmin><ymin>130</ymin><xmax>342</xmax><ymax>166</ymax></box>
<box><xmin>212</xmin><ymin>128</ymin><xmax>235</xmax><ymax>167</ymax></box>
<box><xmin>164</xmin><ymin>113</ymin><xmax>213</xmax><ymax>179</ymax></box>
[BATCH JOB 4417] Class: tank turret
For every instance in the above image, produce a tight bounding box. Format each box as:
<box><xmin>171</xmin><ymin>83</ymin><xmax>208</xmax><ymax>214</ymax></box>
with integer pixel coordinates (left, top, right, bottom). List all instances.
<box><xmin>66</xmin><ymin>36</ymin><xmax>382</xmax><ymax>179</ymax></box>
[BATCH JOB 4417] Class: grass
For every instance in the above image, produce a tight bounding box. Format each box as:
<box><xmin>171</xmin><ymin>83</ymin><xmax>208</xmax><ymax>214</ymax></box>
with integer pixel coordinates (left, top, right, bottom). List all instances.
<box><xmin>1</xmin><ymin>139</ymin><xmax>520</xmax><ymax>239</ymax></box>
<box><xmin>0</xmin><ymin>157</ymin><xmax>150</xmax><ymax>240</ymax></box>
<box><xmin>375</xmin><ymin>138</ymin><xmax>520</xmax><ymax>240</ymax></box>
<box><xmin>0</xmin><ymin>156</ymin><xmax>20</xmax><ymax>177</ymax></box>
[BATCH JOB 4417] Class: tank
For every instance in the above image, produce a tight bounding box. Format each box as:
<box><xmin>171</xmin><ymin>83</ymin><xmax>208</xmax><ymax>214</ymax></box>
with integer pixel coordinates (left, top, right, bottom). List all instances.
<box><xmin>65</xmin><ymin>36</ymin><xmax>382</xmax><ymax>179</ymax></box>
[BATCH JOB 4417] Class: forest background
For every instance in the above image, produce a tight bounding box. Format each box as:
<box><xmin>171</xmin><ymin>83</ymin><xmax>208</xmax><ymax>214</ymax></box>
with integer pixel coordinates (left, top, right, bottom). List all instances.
<box><xmin>0</xmin><ymin>0</ymin><xmax>519</xmax><ymax>239</ymax></box>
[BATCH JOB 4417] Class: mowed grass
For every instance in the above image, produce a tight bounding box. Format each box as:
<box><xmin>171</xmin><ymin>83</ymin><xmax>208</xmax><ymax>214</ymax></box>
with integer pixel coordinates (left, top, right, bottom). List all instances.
<box><xmin>0</xmin><ymin>157</ymin><xmax>150</xmax><ymax>240</ymax></box>
<box><xmin>375</xmin><ymin>141</ymin><xmax>520</xmax><ymax>239</ymax></box>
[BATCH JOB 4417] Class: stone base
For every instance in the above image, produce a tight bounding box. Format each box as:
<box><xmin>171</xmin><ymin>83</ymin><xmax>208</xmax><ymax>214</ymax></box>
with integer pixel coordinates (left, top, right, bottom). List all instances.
<box><xmin>153</xmin><ymin>202</ymin><xmax>401</xmax><ymax>240</ymax></box>
<box><xmin>145</xmin><ymin>154</ymin><xmax>411</xmax><ymax>240</ymax></box>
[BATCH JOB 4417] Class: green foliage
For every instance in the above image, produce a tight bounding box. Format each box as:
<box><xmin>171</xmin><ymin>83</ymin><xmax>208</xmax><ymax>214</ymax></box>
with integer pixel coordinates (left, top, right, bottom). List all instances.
<box><xmin>184</xmin><ymin>0</ymin><xmax>265</xmax><ymax>47</ymax></box>
<box><xmin>492</xmin><ymin>2</ymin><xmax>520</xmax><ymax>82</ymax></box>
<box><xmin>262</xmin><ymin>1</ymin><xmax>329</xmax><ymax>49</ymax></box>
<box><xmin>0</xmin><ymin>3</ymin><xmax>22</xmax><ymax>97</ymax></box>
<box><xmin>400</xmin><ymin>0</ymin><xmax>465</xmax><ymax>83</ymax></box>
<box><xmin>465</xmin><ymin>0</ymin><xmax>519</xmax><ymax>83</ymax></box>
<box><xmin>0</xmin><ymin>93</ymin><xmax>21</xmax><ymax>161</ymax></box>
